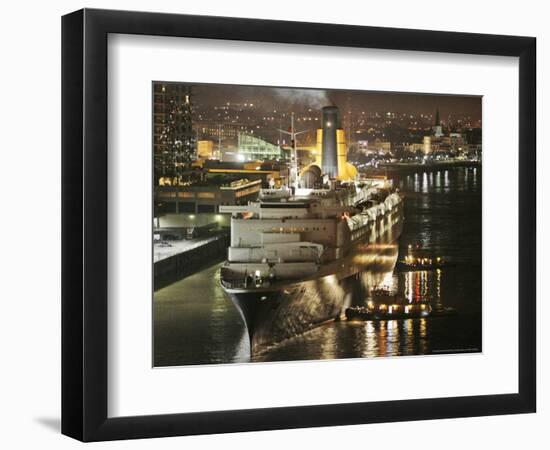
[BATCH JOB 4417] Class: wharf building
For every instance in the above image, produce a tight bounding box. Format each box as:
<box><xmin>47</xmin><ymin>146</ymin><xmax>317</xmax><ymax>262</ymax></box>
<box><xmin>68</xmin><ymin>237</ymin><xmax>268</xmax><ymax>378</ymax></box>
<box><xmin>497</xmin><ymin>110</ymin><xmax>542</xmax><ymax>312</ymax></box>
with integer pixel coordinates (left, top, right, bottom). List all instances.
<box><xmin>418</xmin><ymin>132</ymin><xmax>471</xmax><ymax>156</ymax></box>
<box><xmin>155</xmin><ymin>160</ymin><xmax>289</xmax><ymax>216</ymax></box>
<box><xmin>356</xmin><ymin>139</ymin><xmax>392</xmax><ymax>155</ymax></box>
<box><xmin>155</xmin><ymin>178</ymin><xmax>262</xmax><ymax>215</ymax></box>
<box><xmin>195</xmin><ymin>132</ymin><xmax>283</xmax><ymax>162</ymax></box>
<box><xmin>236</xmin><ymin>133</ymin><xmax>282</xmax><ymax>161</ymax></box>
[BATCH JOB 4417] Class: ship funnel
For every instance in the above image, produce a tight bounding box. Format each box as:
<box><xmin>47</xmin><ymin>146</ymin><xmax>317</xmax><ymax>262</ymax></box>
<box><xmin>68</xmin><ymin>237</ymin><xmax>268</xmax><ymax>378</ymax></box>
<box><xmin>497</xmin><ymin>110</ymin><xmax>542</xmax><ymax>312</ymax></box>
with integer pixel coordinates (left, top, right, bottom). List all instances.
<box><xmin>321</xmin><ymin>106</ymin><xmax>339</xmax><ymax>178</ymax></box>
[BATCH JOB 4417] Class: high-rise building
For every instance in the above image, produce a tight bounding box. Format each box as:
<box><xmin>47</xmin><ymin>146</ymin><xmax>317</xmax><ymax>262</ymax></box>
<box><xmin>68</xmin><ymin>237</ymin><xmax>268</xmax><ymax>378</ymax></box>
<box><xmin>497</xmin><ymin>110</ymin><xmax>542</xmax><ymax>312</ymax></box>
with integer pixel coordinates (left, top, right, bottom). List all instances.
<box><xmin>153</xmin><ymin>83</ymin><xmax>196</xmax><ymax>182</ymax></box>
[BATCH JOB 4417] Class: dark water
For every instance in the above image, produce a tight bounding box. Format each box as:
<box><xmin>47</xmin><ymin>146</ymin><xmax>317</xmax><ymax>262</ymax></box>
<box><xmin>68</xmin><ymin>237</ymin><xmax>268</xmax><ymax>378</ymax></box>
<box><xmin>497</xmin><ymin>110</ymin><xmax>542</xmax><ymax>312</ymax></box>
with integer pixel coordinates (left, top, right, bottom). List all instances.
<box><xmin>154</xmin><ymin>167</ymin><xmax>482</xmax><ymax>366</ymax></box>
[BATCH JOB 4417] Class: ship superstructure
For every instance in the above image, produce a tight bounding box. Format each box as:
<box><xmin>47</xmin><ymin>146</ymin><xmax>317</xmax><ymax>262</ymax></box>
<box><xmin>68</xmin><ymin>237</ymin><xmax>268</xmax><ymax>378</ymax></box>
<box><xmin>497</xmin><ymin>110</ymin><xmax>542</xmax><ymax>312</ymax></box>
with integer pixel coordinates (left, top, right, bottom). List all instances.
<box><xmin>219</xmin><ymin>106</ymin><xmax>404</xmax><ymax>353</ymax></box>
<box><xmin>220</xmin><ymin>183</ymin><xmax>402</xmax><ymax>289</ymax></box>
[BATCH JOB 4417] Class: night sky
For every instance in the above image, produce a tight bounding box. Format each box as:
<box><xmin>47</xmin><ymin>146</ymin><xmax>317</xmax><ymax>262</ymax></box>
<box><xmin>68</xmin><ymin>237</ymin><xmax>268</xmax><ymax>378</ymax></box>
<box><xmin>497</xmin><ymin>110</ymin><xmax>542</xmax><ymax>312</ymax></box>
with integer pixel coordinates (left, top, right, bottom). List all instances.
<box><xmin>188</xmin><ymin>82</ymin><xmax>482</xmax><ymax>121</ymax></box>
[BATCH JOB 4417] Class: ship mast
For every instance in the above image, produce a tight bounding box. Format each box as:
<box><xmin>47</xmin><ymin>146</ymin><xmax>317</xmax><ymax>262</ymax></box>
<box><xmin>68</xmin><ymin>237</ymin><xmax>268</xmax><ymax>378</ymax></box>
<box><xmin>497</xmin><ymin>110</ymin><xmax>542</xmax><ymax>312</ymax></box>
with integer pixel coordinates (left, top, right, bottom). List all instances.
<box><xmin>278</xmin><ymin>112</ymin><xmax>309</xmax><ymax>189</ymax></box>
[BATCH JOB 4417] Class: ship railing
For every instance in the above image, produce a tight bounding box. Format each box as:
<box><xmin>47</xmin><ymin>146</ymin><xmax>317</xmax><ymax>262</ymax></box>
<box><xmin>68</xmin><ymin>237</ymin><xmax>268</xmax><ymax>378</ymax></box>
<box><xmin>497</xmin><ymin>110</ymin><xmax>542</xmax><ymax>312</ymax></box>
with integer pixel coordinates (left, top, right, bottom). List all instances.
<box><xmin>220</xmin><ymin>278</ymin><xmax>246</xmax><ymax>289</ymax></box>
<box><xmin>220</xmin><ymin>276</ymin><xmax>274</xmax><ymax>290</ymax></box>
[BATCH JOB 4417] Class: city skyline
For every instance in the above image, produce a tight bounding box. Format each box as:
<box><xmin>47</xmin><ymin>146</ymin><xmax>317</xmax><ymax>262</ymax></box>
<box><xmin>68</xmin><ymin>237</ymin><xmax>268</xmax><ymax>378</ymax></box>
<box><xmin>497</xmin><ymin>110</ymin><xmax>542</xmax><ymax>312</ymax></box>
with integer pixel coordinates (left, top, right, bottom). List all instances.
<box><xmin>153</xmin><ymin>82</ymin><xmax>481</xmax><ymax>181</ymax></box>
<box><xmin>180</xmin><ymin>82</ymin><xmax>482</xmax><ymax>123</ymax></box>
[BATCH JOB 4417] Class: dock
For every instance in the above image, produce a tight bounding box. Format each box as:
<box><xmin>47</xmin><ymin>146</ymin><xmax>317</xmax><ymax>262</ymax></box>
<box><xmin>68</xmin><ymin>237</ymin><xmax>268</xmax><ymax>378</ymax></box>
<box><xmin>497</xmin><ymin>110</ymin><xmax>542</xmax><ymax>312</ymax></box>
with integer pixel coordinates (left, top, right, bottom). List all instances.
<box><xmin>364</xmin><ymin>159</ymin><xmax>480</xmax><ymax>176</ymax></box>
<box><xmin>154</xmin><ymin>232</ymin><xmax>229</xmax><ymax>290</ymax></box>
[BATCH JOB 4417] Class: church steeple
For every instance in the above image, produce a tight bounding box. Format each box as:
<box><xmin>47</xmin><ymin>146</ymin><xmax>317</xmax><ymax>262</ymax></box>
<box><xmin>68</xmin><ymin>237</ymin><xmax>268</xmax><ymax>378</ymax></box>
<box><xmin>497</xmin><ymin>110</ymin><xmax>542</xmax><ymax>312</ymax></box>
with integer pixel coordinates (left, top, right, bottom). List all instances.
<box><xmin>432</xmin><ymin>107</ymin><xmax>443</xmax><ymax>138</ymax></box>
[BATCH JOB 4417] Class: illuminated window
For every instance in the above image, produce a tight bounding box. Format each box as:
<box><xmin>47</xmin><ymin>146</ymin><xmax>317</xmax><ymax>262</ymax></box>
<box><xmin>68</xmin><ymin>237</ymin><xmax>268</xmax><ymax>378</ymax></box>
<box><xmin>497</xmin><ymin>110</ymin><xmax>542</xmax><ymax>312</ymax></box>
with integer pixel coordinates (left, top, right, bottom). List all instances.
<box><xmin>197</xmin><ymin>192</ymin><xmax>216</xmax><ymax>199</ymax></box>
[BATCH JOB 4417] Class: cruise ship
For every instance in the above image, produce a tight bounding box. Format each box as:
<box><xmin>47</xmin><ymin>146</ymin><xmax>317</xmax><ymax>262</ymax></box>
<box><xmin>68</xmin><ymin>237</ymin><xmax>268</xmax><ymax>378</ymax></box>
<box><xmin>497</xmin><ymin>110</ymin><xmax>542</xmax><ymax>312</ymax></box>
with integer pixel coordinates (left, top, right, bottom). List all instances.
<box><xmin>219</xmin><ymin>106</ymin><xmax>404</xmax><ymax>354</ymax></box>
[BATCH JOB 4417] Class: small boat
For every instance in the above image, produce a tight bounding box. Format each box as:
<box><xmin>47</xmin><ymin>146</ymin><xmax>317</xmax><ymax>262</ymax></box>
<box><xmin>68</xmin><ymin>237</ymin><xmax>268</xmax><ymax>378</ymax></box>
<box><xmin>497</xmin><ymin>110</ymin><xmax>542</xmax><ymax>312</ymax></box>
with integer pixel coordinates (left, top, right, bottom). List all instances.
<box><xmin>396</xmin><ymin>244</ymin><xmax>456</xmax><ymax>272</ymax></box>
<box><xmin>345</xmin><ymin>300</ymin><xmax>457</xmax><ymax>321</ymax></box>
<box><xmin>396</xmin><ymin>256</ymin><xmax>456</xmax><ymax>272</ymax></box>
<box><xmin>345</xmin><ymin>301</ymin><xmax>432</xmax><ymax>321</ymax></box>
<box><xmin>372</xmin><ymin>287</ymin><xmax>392</xmax><ymax>297</ymax></box>
<box><xmin>430</xmin><ymin>306</ymin><xmax>458</xmax><ymax>317</ymax></box>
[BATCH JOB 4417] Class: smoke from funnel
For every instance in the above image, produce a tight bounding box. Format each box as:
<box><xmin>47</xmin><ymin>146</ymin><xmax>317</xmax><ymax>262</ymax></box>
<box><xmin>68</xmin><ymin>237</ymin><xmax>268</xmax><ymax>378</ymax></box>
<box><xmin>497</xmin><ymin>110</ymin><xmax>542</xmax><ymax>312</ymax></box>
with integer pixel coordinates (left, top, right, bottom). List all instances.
<box><xmin>321</xmin><ymin>106</ymin><xmax>339</xmax><ymax>178</ymax></box>
<box><xmin>274</xmin><ymin>88</ymin><xmax>333</xmax><ymax>109</ymax></box>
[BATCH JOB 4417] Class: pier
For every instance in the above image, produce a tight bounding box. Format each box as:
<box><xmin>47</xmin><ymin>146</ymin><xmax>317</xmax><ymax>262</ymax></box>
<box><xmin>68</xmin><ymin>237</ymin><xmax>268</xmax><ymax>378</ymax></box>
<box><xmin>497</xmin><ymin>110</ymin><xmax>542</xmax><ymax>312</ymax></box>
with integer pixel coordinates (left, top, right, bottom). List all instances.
<box><xmin>371</xmin><ymin>159</ymin><xmax>480</xmax><ymax>175</ymax></box>
<box><xmin>154</xmin><ymin>232</ymin><xmax>229</xmax><ymax>290</ymax></box>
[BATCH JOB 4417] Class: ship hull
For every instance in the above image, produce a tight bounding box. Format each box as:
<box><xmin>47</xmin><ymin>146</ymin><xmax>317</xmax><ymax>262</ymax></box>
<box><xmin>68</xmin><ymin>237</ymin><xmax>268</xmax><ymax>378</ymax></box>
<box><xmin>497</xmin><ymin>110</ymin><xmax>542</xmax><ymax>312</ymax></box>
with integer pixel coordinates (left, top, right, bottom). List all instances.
<box><xmin>224</xmin><ymin>214</ymin><xmax>403</xmax><ymax>355</ymax></box>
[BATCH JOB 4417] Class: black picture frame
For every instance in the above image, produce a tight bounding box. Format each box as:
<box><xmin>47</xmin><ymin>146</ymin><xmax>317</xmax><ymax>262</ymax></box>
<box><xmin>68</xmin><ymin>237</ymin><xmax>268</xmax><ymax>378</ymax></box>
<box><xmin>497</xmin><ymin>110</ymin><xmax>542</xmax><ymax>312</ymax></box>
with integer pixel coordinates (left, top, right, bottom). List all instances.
<box><xmin>62</xmin><ymin>8</ymin><xmax>536</xmax><ymax>442</ymax></box>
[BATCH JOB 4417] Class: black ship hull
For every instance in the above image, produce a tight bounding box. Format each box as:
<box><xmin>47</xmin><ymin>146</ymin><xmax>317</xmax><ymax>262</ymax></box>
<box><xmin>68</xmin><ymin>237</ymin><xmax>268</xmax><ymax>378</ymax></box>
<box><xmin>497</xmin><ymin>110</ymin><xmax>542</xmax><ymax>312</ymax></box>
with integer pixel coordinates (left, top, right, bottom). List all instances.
<box><xmin>225</xmin><ymin>217</ymin><xmax>403</xmax><ymax>355</ymax></box>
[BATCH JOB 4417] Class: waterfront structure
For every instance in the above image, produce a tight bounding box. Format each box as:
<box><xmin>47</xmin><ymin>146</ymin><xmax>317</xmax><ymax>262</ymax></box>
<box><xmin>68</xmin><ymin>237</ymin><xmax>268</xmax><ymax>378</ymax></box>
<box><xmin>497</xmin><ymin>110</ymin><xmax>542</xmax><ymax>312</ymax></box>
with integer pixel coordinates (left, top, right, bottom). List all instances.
<box><xmin>357</xmin><ymin>139</ymin><xmax>392</xmax><ymax>155</ymax></box>
<box><xmin>237</xmin><ymin>132</ymin><xmax>282</xmax><ymax>161</ymax></box>
<box><xmin>448</xmin><ymin>133</ymin><xmax>467</xmax><ymax>154</ymax></box>
<box><xmin>219</xmin><ymin>105</ymin><xmax>404</xmax><ymax>353</ymax></box>
<box><xmin>197</xmin><ymin>140</ymin><xmax>215</xmax><ymax>159</ymax></box>
<box><xmin>155</xmin><ymin>178</ymin><xmax>262</xmax><ymax>214</ymax></box>
<box><xmin>194</xmin><ymin>160</ymin><xmax>288</xmax><ymax>184</ymax></box>
<box><xmin>423</xmin><ymin>136</ymin><xmax>432</xmax><ymax>154</ymax></box>
<box><xmin>407</xmin><ymin>143</ymin><xmax>425</xmax><ymax>153</ymax></box>
<box><xmin>154</xmin><ymin>213</ymin><xmax>226</xmax><ymax>241</ymax></box>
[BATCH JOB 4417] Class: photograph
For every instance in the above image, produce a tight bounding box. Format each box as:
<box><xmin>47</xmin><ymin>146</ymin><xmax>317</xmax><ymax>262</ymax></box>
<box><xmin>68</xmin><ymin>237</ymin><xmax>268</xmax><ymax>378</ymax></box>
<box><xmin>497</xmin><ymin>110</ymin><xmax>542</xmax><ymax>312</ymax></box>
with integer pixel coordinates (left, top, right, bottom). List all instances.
<box><xmin>152</xmin><ymin>82</ymin><xmax>482</xmax><ymax>366</ymax></box>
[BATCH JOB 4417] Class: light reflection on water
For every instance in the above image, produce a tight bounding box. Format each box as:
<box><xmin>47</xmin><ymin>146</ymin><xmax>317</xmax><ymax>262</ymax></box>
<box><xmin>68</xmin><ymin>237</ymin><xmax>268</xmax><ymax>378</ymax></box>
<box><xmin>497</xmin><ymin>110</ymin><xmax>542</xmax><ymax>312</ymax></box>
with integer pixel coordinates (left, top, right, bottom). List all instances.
<box><xmin>154</xmin><ymin>167</ymin><xmax>481</xmax><ymax>366</ymax></box>
<box><xmin>253</xmin><ymin>317</ymin><xmax>431</xmax><ymax>362</ymax></box>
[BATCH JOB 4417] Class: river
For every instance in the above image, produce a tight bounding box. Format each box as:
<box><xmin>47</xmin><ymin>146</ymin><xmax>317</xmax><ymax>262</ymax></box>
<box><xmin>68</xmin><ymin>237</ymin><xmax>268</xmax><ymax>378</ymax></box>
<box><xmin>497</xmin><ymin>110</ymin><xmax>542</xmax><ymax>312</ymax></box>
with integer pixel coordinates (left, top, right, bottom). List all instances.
<box><xmin>154</xmin><ymin>166</ymin><xmax>482</xmax><ymax>366</ymax></box>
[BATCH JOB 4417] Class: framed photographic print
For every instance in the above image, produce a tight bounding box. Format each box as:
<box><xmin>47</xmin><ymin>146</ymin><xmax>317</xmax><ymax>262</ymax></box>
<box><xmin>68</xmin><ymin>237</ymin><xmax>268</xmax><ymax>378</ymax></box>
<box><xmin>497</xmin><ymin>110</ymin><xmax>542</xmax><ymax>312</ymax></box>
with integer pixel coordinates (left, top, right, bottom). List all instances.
<box><xmin>62</xmin><ymin>8</ymin><xmax>536</xmax><ymax>441</ymax></box>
